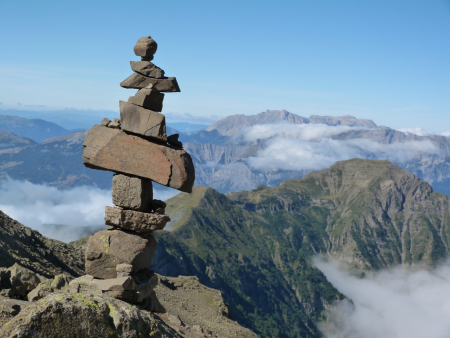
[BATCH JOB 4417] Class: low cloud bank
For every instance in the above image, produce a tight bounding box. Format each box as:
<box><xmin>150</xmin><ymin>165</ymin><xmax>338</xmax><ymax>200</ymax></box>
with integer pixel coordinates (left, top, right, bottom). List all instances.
<box><xmin>315</xmin><ymin>257</ymin><xmax>450</xmax><ymax>338</ymax></box>
<box><xmin>238</xmin><ymin>123</ymin><xmax>441</xmax><ymax>172</ymax></box>
<box><xmin>396</xmin><ymin>127</ymin><xmax>450</xmax><ymax>137</ymax></box>
<box><xmin>0</xmin><ymin>179</ymin><xmax>179</xmax><ymax>243</ymax></box>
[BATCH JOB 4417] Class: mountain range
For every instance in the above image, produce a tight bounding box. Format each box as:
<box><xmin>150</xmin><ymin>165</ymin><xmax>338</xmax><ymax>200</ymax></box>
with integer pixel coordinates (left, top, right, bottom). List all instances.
<box><xmin>148</xmin><ymin>159</ymin><xmax>450</xmax><ymax>337</ymax></box>
<box><xmin>140</xmin><ymin>159</ymin><xmax>450</xmax><ymax>337</ymax></box>
<box><xmin>3</xmin><ymin>110</ymin><xmax>450</xmax><ymax>199</ymax></box>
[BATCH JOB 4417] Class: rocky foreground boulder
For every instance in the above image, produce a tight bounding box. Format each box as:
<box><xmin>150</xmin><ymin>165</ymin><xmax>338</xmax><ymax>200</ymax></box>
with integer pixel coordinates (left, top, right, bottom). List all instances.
<box><xmin>0</xmin><ymin>293</ymin><xmax>181</xmax><ymax>338</ymax></box>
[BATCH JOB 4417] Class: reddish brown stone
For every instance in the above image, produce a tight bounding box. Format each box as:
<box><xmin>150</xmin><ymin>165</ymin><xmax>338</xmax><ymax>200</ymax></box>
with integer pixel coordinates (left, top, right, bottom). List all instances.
<box><xmin>120</xmin><ymin>73</ymin><xmax>180</xmax><ymax>92</ymax></box>
<box><xmin>82</xmin><ymin>125</ymin><xmax>194</xmax><ymax>192</ymax></box>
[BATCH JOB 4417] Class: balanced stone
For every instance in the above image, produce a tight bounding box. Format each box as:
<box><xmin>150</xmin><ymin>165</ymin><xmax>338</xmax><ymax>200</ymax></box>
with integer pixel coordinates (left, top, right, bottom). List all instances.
<box><xmin>152</xmin><ymin>199</ymin><xmax>166</xmax><ymax>214</ymax></box>
<box><xmin>83</xmin><ymin>125</ymin><xmax>195</xmax><ymax>193</ymax></box>
<box><xmin>120</xmin><ymin>73</ymin><xmax>180</xmax><ymax>92</ymax></box>
<box><xmin>119</xmin><ymin>101</ymin><xmax>166</xmax><ymax>141</ymax></box>
<box><xmin>104</xmin><ymin>206</ymin><xmax>170</xmax><ymax>232</ymax></box>
<box><xmin>134</xmin><ymin>36</ymin><xmax>157</xmax><ymax>58</ymax></box>
<box><xmin>130</xmin><ymin>61</ymin><xmax>165</xmax><ymax>78</ymax></box>
<box><xmin>167</xmin><ymin>134</ymin><xmax>183</xmax><ymax>148</ymax></box>
<box><xmin>128</xmin><ymin>88</ymin><xmax>164</xmax><ymax>112</ymax></box>
<box><xmin>112</xmin><ymin>174</ymin><xmax>153</xmax><ymax>211</ymax></box>
<box><xmin>85</xmin><ymin>229</ymin><xmax>157</xmax><ymax>279</ymax></box>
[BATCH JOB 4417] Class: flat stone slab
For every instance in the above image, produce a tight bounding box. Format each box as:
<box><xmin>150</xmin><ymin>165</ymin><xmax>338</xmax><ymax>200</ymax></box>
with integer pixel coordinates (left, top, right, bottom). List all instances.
<box><xmin>128</xmin><ymin>88</ymin><xmax>164</xmax><ymax>112</ymax></box>
<box><xmin>85</xmin><ymin>229</ymin><xmax>157</xmax><ymax>279</ymax></box>
<box><xmin>82</xmin><ymin>124</ymin><xmax>195</xmax><ymax>193</ymax></box>
<box><xmin>105</xmin><ymin>206</ymin><xmax>170</xmax><ymax>232</ymax></box>
<box><xmin>119</xmin><ymin>101</ymin><xmax>166</xmax><ymax>142</ymax></box>
<box><xmin>120</xmin><ymin>73</ymin><xmax>180</xmax><ymax>92</ymax></box>
<box><xmin>130</xmin><ymin>61</ymin><xmax>165</xmax><ymax>78</ymax></box>
<box><xmin>96</xmin><ymin>276</ymin><xmax>137</xmax><ymax>291</ymax></box>
<box><xmin>112</xmin><ymin>174</ymin><xmax>153</xmax><ymax>212</ymax></box>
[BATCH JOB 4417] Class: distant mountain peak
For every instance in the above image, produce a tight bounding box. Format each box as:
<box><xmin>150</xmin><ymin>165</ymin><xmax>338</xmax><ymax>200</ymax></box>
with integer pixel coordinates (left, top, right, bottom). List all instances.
<box><xmin>204</xmin><ymin>110</ymin><xmax>377</xmax><ymax>136</ymax></box>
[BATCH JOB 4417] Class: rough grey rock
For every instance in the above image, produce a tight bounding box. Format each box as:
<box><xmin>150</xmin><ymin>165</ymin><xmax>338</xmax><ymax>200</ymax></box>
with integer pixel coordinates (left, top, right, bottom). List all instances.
<box><xmin>69</xmin><ymin>275</ymin><xmax>137</xmax><ymax>296</ymax></box>
<box><xmin>101</xmin><ymin>118</ymin><xmax>111</xmax><ymax>126</ymax></box>
<box><xmin>85</xmin><ymin>229</ymin><xmax>157</xmax><ymax>279</ymax></box>
<box><xmin>116</xmin><ymin>264</ymin><xmax>133</xmax><ymax>273</ymax></box>
<box><xmin>119</xmin><ymin>101</ymin><xmax>167</xmax><ymax>141</ymax></box>
<box><xmin>116</xmin><ymin>264</ymin><xmax>132</xmax><ymax>278</ymax></box>
<box><xmin>109</xmin><ymin>118</ymin><xmax>121</xmax><ymax>129</ymax></box>
<box><xmin>120</xmin><ymin>73</ymin><xmax>180</xmax><ymax>92</ymax></box>
<box><xmin>82</xmin><ymin>125</ymin><xmax>195</xmax><ymax>193</ymax></box>
<box><xmin>0</xmin><ymin>297</ymin><xmax>30</xmax><ymax>327</ymax></box>
<box><xmin>27</xmin><ymin>273</ymin><xmax>73</xmax><ymax>301</ymax></box>
<box><xmin>7</xmin><ymin>264</ymin><xmax>45</xmax><ymax>297</ymax></box>
<box><xmin>154</xmin><ymin>275</ymin><xmax>258</xmax><ymax>338</ymax></box>
<box><xmin>68</xmin><ymin>275</ymin><xmax>102</xmax><ymax>296</ymax></box>
<box><xmin>128</xmin><ymin>88</ymin><xmax>164</xmax><ymax>112</ymax></box>
<box><xmin>167</xmin><ymin>134</ymin><xmax>182</xmax><ymax>148</ymax></box>
<box><xmin>133</xmin><ymin>274</ymin><xmax>159</xmax><ymax>303</ymax></box>
<box><xmin>105</xmin><ymin>206</ymin><xmax>170</xmax><ymax>232</ymax></box>
<box><xmin>130</xmin><ymin>61</ymin><xmax>165</xmax><ymax>78</ymax></box>
<box><xmin>96</xmin><ymin>276</ymin><xmax>137</xmax><ymax>291</ymax></box>
<box><xmin>112</xmin><ymin>174</ymin><xmax>153</xmax><ymax>212</ymax></box>
<box><xmin>0</xmin><ymin>293</ymin><xmax>182</xmax><ymax>338</ymax></box>
<box><xmin>134</xmin><ymin>36</ymin><xmax>158</xmax><ymax>58</ymax></box>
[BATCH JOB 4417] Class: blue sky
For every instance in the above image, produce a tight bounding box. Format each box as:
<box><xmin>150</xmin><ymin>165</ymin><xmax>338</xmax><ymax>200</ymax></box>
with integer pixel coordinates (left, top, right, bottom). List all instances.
<box><xmin>0</xmin><ymin>0</ymin><xmax>449</xmax><ymax>131</ymax></box>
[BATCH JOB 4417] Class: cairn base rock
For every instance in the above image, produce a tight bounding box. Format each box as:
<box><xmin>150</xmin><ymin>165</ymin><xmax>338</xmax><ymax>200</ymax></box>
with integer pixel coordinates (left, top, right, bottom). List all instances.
<box><xmin>0</xmin><ymin>293</ymin><xmax>179</xmax><ymax>338</ymax></box>
<box><xmin>85</xmin><ymin>229</ymin><xmax>157</xmax><ymax>279</ymax></box>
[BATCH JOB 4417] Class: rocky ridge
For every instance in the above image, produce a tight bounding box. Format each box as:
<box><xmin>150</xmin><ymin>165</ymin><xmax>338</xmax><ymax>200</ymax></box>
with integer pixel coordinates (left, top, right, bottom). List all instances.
<box><xmin>141</xmin><ymin>159</ymin><xmax>450</xmax><ymax>337</ymax></box>
<box><xmin>0</xmin><ymin>210</ymin><xmax>84</xmax><ymax>278</ymax></box>
<box><xmin>0</xmin><ymin>210</ymin><xmax>253</xmax><ymax>337</ymax></box>
<box><xmin>0</xmin><ymin>131</ymin><xmax>35</xmax><ymax>150</ymax></box>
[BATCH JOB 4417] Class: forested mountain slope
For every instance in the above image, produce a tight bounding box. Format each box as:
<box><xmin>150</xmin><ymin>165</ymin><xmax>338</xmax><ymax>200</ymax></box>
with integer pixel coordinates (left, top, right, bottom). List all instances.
<box><xmin>151</xmin><ymin>159</ymin><xmax>450</xmax><ymax>337</ymax></box>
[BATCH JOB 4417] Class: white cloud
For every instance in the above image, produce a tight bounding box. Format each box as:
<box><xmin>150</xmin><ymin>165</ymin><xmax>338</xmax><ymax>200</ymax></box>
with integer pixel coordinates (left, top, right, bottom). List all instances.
<box><xmin>0</xmin><ymin>178</ymin><xmax>178</xmax><ymax>243</ymax></box>
<box><xmin>238</xmin><ymin>123</ymin><xmax>441</xmax><ymax>172</ymax></box>
<box><xmin>237</xmin><ymin>122</ymin><xmax>361</xmax><ymax>143</ymax></box>
<box><xmin>396</xmin><ymin>127</ymin><xmax>450</xmax><ymax>138</ymax></box>
<box><xmin>315</xmin><ymin>257</ymin><xmax>450</xmax><ymax>338</ymax></box>
<box><xmin>395</xmin><ymin>127</ymin><xmax>434</xmax><ymax>136</ymax></box>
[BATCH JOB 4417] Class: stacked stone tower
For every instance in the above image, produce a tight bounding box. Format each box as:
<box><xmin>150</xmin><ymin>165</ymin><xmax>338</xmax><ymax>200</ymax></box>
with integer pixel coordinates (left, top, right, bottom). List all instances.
<box><xmin>68</xmin><ymin>36</ymin><xmax>195</xmax><ymax>309</ymax></box>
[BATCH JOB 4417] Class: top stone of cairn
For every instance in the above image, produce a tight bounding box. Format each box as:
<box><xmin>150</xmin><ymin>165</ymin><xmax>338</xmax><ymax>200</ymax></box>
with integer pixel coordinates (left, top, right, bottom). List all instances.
<box><xmin>134</xmin><ymin>36</ymin><xmax>158</xmax><ymax>59</ymax></box>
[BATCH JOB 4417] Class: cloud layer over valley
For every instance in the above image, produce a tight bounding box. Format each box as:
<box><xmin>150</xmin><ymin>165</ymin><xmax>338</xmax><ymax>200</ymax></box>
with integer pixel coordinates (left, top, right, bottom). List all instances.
<box><xmin>235</xmin><ymin>123</ymin><xmax>443</xmax><ymax>172</ymax></box>
<box><xmin>0</xmin><ymin>178</ymin><xmax>178</xmax><ymax>242</ymax></box>
<box><xmin>315</xmin><ymin>258</ymin><xmax>450</xmax><ymax>338</ymax></box>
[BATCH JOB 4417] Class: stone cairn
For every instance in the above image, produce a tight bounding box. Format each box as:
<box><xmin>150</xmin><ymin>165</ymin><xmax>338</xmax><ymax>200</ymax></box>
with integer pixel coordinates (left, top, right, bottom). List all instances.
<box><xmin>68</xmin><ymin>36</ymin><xmax>195</xmax><ymax>310</ymax></box>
